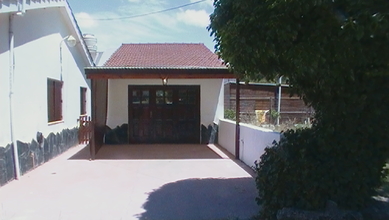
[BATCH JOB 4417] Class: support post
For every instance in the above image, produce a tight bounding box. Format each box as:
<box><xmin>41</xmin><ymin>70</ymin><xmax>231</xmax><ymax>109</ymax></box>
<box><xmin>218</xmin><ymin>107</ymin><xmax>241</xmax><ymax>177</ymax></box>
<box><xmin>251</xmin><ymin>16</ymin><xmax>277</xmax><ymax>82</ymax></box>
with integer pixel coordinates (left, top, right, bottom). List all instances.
<box><xmin>235</xmin><ymin>78</ymin><xmax>240</xmax><ymax>160</ymax></box>
<box><xmin>277</xmin><ymin>76</ymin><xmax>283</xmax><ymax>126</ymax></box>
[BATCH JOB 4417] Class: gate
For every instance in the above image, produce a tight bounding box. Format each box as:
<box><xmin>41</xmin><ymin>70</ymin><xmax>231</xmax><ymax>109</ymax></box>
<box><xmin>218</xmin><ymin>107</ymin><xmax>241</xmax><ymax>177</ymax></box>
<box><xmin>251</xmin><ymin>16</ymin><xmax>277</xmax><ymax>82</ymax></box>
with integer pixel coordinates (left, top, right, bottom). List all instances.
<box><xmin>78</xmin><ymin>115</ymin><xmax>93</xmax><ymax>144</ymax></box>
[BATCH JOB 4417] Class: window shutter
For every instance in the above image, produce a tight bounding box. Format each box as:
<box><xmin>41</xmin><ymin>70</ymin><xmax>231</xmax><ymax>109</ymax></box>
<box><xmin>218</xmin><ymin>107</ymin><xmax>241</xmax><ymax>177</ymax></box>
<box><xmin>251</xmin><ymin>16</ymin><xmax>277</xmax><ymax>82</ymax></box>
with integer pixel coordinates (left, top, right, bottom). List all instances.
<box><xmin>55</xmin><ymin>81</ymin><xmax>63</xmax><ymax>121</ymax></box>
<box><xmin>47</xmin><ymin>79</ymin><xmax>63</xmax><ymax>122</ymax></box>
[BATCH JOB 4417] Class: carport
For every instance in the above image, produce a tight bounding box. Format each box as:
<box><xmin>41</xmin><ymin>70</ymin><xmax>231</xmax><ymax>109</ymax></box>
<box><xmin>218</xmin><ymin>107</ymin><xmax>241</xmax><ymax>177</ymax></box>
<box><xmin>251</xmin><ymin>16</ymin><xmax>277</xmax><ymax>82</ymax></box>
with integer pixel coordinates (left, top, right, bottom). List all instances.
<box><xmin>85</xmin><ymin>43</ymin><xmax>235</xmax><ymax>159</ymax></box>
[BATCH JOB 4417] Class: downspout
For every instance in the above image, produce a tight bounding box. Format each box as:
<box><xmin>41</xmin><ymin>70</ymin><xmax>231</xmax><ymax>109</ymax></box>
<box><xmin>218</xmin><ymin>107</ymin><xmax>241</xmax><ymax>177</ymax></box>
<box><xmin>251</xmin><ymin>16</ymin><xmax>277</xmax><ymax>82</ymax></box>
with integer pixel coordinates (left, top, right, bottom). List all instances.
<box><xmin>9</xmin><ymin>14</ymin><xmax>21</xmax><ymax>180</ymax></box>
<box><xmin>277</xmin><ymin>76</ymin><xmax>283</xmax><ymax>126</ymax></box>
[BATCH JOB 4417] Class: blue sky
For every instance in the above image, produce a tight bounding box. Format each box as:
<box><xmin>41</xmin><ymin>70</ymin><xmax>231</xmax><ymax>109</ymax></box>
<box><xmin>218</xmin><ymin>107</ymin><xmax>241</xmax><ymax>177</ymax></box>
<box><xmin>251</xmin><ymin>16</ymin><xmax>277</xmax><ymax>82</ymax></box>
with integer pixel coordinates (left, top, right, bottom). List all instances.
<box><xmin>67</xmin><ymin>0</ymin><xmax>216</xmax><ymax>56</ymax></box>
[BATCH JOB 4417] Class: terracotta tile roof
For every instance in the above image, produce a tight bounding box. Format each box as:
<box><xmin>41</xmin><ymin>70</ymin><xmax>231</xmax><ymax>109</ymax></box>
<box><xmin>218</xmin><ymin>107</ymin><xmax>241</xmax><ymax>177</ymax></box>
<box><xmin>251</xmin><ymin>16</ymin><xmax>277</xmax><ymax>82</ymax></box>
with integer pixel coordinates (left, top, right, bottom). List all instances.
<box><xmin>103</xmin><ymin>43</ymin><xmax>225</xmax><ymax>68</ymax></box>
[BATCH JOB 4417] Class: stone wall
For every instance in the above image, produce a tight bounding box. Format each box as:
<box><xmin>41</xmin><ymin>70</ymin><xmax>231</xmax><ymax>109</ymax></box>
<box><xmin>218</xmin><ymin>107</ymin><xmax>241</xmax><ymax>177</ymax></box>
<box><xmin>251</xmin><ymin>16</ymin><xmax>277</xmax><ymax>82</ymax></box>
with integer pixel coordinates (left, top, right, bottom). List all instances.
<box><xmin>105</xmin><ymin>123</ymin><xmax>217</xmax><ymax>145</ymax></box>
<box><xmin>0</xmin><ymin>128</ymin><xmax>79</xmax><ymax>187</ymax></box>
<box><xmin>0</xmin><ymin>144</ymin><xmax>15</xmax><ymax>187</ymax></box>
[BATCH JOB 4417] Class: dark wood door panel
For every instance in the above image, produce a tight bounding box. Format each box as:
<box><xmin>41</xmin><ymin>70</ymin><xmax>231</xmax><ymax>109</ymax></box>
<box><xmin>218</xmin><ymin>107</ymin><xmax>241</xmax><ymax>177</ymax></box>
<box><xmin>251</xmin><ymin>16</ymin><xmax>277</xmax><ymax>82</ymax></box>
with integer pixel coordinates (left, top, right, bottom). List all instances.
<box><xmin>128</xmin><ymin>85</ymin><xmax>200</xmax><ymax>144</ymax></box>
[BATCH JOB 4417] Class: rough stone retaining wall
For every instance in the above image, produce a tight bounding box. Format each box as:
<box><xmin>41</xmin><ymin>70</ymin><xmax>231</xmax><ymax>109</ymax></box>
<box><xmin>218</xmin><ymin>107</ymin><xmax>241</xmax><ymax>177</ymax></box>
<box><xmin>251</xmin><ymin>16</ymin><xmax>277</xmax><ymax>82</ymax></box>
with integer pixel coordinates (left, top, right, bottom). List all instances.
<box><xmin>0</xmin><ymin>128</ymin><xmax>79</xmax><ymax>187</ymax></box>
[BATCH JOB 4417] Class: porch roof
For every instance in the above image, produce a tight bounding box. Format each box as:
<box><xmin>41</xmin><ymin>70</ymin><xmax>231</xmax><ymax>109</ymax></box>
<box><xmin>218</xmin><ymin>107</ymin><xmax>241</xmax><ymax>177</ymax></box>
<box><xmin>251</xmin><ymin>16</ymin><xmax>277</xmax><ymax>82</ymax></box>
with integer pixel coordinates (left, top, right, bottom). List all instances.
<box><xmin>85</xmin><ymin>43</ymin><xmax>234</xmax><ymax>79</ymax></box>
<box><xmin>85</xmin><ymin>66</ymin><xmax>233</xmax><ymax>79</ymax></box>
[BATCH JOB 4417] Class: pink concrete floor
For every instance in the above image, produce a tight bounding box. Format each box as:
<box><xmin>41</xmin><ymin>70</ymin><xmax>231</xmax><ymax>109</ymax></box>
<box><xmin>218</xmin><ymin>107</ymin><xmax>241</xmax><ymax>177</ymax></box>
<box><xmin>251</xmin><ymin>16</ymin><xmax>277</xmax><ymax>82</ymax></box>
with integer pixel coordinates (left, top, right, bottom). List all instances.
<box><xmin>0</xmin><ymin>144</ymin><xmax>258</xmax><ymax>220</ymax></box>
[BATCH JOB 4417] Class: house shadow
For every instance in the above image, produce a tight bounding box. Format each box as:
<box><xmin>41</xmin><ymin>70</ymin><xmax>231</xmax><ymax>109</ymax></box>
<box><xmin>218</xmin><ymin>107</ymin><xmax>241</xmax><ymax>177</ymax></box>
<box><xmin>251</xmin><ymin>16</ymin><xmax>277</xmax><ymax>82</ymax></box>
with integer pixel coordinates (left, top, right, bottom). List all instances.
<box><xmin>136</xmin><ymin>177</ymin><xmax>259</xmax><ymax>220</ymax></box>
<box><xmin>68</xmin><ymin>144</ymin><xmax>225</xmax><ymax>160</ymax></box>
<box><xmin>68</xmin><ymin>145</ymin><xmax>91</xmax><ymax>160</ymax></box>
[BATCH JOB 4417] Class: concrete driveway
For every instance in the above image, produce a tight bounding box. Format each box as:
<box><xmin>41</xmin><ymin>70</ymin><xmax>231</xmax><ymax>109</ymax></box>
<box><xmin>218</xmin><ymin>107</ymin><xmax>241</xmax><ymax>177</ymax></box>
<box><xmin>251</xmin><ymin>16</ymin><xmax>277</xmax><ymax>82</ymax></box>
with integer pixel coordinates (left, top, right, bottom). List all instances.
<box><xmin>0</xmin><ymin>144</ymin><xmax>259</xmax><ymax>220</ymax></box>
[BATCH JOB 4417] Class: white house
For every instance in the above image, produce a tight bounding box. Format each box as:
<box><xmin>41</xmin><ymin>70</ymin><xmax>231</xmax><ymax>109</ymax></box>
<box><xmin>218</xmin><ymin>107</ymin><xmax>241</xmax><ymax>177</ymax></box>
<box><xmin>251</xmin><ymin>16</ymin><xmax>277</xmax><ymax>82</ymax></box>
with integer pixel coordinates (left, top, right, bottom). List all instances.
<box><xmin>85</xmin><ymin>43</ymin><xmax>235</xmax><ymax>158</ymax></box>
<box><xmin>0</xmin><ymin>0</ymin><xmax>94</xmax><ymax>186</ymax></box>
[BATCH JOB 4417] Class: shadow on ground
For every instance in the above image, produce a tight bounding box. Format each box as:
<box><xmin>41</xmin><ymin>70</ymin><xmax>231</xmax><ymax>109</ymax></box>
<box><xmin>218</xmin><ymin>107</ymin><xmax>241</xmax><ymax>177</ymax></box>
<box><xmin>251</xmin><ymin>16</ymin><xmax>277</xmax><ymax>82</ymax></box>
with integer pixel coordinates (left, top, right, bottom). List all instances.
<box><xmin>137</xmin><ymin>177</ymin><xmax>259</xmax><ymax>220</ymax></box>
<box><xmin>68</xmin><ymin>145</ymin><xmax>91</xmax><ymax>160</ymax></box>
<box><xmin>68</xmin><ymin>144</ymin><xmax>223</xmax><ymax>160</ymax></box>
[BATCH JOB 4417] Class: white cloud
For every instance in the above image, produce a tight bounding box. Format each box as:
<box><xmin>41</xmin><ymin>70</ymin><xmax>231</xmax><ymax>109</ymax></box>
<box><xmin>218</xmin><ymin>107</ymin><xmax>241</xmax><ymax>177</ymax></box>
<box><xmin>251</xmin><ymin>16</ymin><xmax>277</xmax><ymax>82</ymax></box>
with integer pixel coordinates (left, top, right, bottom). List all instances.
<box><xmin>176</xmin><ymin>9</ymin><xmax>210</xmax><ymax>27</ymax></box>
<box><xmin>77</xmin><ymin>13</ymin><xmax>180</xmax><ymax>52</ymax></box>
<box><xmin>70</xmin><ymin>1</ymin><xmax>215</xmax><ymax>53</ymax></box>
<box><xmin>120</xmin><ymin>0</ymin><xmax>166</xmax><ymax>13</ymax></box>
<box><xmin>74</xmin><ymin>12</ymin><xmax>98</xmax><ymax>28</ymax></box>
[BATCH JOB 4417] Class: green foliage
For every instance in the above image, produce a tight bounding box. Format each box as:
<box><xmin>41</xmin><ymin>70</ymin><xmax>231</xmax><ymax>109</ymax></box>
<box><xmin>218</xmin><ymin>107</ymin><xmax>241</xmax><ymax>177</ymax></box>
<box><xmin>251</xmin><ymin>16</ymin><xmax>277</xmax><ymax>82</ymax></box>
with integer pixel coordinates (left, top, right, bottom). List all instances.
<box><xmin>377</xmin><ymin>163</ymin><xmax>389</xmax><ymax>197</ymax></box>
<box><xmin>269</xmin><ymin>110</ymin><xmax>280</xmax><ymax>120</ymax></box>
<box><xmin>256</xmin><ymin>127</ymin><xmax>389</xmax><ymax>220</ymax></box>
<box><xmin>255</xmin><ymin>129</ymin><xmax>321</xmax><ymax>220</ymax></box>
<box><xmin>210</xmin><ymin>0</ymin><xmax>389</xmax><ymax>218</ymax></box>
<box><xmin>224</xmin><ymin>109</ymin><xmax>236</xmax><ymax>120</ymax></box>
<box><xmin>209</xmin><ymin>0</ymin><xmax>389</xmax><ymax>85</ymax></box>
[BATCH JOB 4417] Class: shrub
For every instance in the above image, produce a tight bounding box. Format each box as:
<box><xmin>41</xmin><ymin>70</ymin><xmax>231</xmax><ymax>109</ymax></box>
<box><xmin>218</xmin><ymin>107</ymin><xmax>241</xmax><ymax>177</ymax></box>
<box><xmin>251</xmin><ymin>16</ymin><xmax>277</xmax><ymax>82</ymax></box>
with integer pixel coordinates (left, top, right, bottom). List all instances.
<box><xmin>255</xmin><ymin>126</ymin><xmax>389</xmax><ymax>220</ymax></box>
<box><xmin>210</xmin><ymin>1</ymin><xmax>389</xmax><ymax>218</ymax></box>
<box><xmin>377</xmin><ymin>163</ymin><xmax>389</xmax><ymax>197</ymax></box>
<box><xmin>224</xmin><ymin>109</ymin><xmax>236</xmax><ymax>120</ymax></box>
<box><xmin>255</xmin><ymin>128</ymin><xmax>322</xmax><ymax>220</ymax></box>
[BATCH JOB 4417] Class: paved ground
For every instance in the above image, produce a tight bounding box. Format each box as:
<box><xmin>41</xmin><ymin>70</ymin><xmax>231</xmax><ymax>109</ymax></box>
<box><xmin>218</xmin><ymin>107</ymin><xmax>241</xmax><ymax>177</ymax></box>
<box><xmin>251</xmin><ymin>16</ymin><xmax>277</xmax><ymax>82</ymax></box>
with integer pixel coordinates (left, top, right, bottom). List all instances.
<box><xmin>0</xmin><ymin>144</ymin><xmax>259</xmax><ymax>220</ymax></box>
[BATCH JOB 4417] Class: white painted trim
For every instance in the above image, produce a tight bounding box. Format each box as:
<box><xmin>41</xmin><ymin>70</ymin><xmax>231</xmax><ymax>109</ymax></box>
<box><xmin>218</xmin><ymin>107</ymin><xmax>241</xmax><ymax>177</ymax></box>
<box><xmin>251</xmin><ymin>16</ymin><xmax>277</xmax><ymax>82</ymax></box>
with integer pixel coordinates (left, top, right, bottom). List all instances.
<box><xmin>0</xmin><ymin>0</ymin><xmax>67</xmax><ymax>14</ymax></box>
<box><xmin>47</xmin><ymin>120</ymin><xmax>65</xmax><ymax>126</ymax></box>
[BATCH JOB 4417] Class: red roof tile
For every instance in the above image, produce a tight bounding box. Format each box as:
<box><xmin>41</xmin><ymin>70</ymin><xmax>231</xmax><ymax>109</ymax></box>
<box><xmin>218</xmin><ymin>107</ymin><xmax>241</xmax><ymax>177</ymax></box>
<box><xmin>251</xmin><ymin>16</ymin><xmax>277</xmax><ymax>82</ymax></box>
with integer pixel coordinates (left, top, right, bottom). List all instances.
<box><xmin>103</xmin><ymin>43</ymin><xmax>225</xmax><ymax>68</ymax></box>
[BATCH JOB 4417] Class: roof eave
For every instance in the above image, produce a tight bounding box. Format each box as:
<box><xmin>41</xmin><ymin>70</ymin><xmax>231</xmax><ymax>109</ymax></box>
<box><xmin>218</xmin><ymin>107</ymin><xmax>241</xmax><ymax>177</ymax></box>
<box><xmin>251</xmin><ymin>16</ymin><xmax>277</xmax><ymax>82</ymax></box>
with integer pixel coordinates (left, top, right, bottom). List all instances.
<box><xmin>85</xmin><ymin>67</ymin><xmax>234</xmax><ymax>79</ymax></box>
<box><xmin>0</xmin><ymin>0</ymin><xmax>95</xmax><ymax>67</ymax></box>
<box><xmin>0</xmin><ymin>0</ymin><xmax>67</xmax><ymax>14</ymax></box>
<box><xmin>228</xmin><ymin>81</ymin><xmax>291</xmax><ymax>88</ymax></box>
<box><xmin>63</xmin><ymin>2</ymin><xmax>95</xmax><ymax>67</ymax></box>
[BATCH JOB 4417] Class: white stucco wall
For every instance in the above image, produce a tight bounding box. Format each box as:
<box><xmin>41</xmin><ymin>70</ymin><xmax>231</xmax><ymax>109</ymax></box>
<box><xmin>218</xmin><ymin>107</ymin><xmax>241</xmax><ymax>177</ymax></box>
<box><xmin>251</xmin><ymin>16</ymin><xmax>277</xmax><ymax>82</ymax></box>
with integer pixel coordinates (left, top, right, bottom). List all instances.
<box><xmin>106</xmin><ymin>78</ymin><xmax>224</xmax><ymax>129</ymax></box>
<box><xmin>0</xmin><ymin>8</ymin><xmax>91</xmax><ymax>146</ymax></box>
<box><xmin>239</xmin><ymin>123</ymin><xmax>280</xmax><ymax>167</ymax></box>
<box><xmin>219</xmin><ymin>119</ymin><xmax>280</xmax><ymax>168</ymax></box>
<box><xmin>0</xmin><ymin>13</ymin><xmax>11</xmax><ymax>146</ymax></box>
<box><xmin>218</xmin><ymin>119</ymin><xmax>236</xmax><ymax>155</ymax></box>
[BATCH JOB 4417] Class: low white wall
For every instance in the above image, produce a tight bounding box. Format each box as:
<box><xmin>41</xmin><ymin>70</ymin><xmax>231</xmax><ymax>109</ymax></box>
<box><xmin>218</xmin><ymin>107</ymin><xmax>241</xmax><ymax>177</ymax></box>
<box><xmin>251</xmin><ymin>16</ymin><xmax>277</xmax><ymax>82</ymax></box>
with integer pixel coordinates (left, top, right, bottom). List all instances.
<box><xmin>218</xmin><ymin>119</ymin><xmax>236</xmax><ymax>156</ymax></box>
<box><xmin>218</xmin><ymin>118</ymin><xmax>280</xmax><ymax>168</ymax></box>
<box><xmin>239</xmin><ymin>123</ymin><xmax>280</xmax><ymax>168</ymax></box>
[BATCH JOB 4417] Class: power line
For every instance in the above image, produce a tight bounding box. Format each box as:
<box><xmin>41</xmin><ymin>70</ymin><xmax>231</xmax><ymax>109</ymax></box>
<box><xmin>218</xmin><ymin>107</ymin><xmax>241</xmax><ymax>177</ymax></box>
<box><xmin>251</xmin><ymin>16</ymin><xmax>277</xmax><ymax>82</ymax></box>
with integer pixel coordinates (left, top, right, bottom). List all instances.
<box><xmin>80</xmin><ymin>0</ymin><xmax>207</xmax><ymax>21</ymax></box>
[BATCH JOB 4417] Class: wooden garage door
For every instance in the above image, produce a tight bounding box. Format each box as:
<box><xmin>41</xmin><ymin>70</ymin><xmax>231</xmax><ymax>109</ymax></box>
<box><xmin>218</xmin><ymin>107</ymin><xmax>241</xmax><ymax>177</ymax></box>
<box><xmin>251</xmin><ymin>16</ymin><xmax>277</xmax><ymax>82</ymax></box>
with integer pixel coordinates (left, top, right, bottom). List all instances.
<box><xmin>128</xmin><ymin>85</ymin><xmax>200</xmax><ymax>144</ymax></box>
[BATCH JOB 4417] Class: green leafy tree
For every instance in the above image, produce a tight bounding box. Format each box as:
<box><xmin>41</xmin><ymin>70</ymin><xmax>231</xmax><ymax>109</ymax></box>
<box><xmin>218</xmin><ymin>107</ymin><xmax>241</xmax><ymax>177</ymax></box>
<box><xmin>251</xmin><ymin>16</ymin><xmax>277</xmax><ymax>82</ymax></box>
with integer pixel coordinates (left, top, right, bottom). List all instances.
<box><xmin>209</xmin><ymin>0</ymin><xmax>389</xmax><ymax>218</ymax></box>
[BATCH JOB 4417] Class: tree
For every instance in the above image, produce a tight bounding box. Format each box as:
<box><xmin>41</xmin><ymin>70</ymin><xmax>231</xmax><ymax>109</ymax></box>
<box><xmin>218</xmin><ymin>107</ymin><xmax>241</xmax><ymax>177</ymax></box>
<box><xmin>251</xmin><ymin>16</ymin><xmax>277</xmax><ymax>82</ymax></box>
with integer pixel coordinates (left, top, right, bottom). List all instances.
<box><xmin>209</xmin><ymin>0</ymin><xmax>389</xmax><ymax>219</ymax></box>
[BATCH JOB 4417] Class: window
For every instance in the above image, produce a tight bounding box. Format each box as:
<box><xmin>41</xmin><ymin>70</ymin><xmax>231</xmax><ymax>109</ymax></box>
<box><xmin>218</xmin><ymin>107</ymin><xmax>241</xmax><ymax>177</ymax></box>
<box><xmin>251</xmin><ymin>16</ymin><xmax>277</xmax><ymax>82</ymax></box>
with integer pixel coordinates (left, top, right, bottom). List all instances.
<box><xmin>156</xmin><ymin>89</ymin><xmax>172</xmax><ymax>105</ymax></box>
<box><xmin>132</xmin><ymin>89</ymin><xmax>149</xmax><ymax>104</ymax></box>
<box><xmin>80</xmin><ymin>87</ymin><xmax>87</xmax><ymax>115</ymax></box>
<box><xmin>47</xmin><ymin>78</ymin><xmax>63</xmax><ymax>122</ymax></box>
